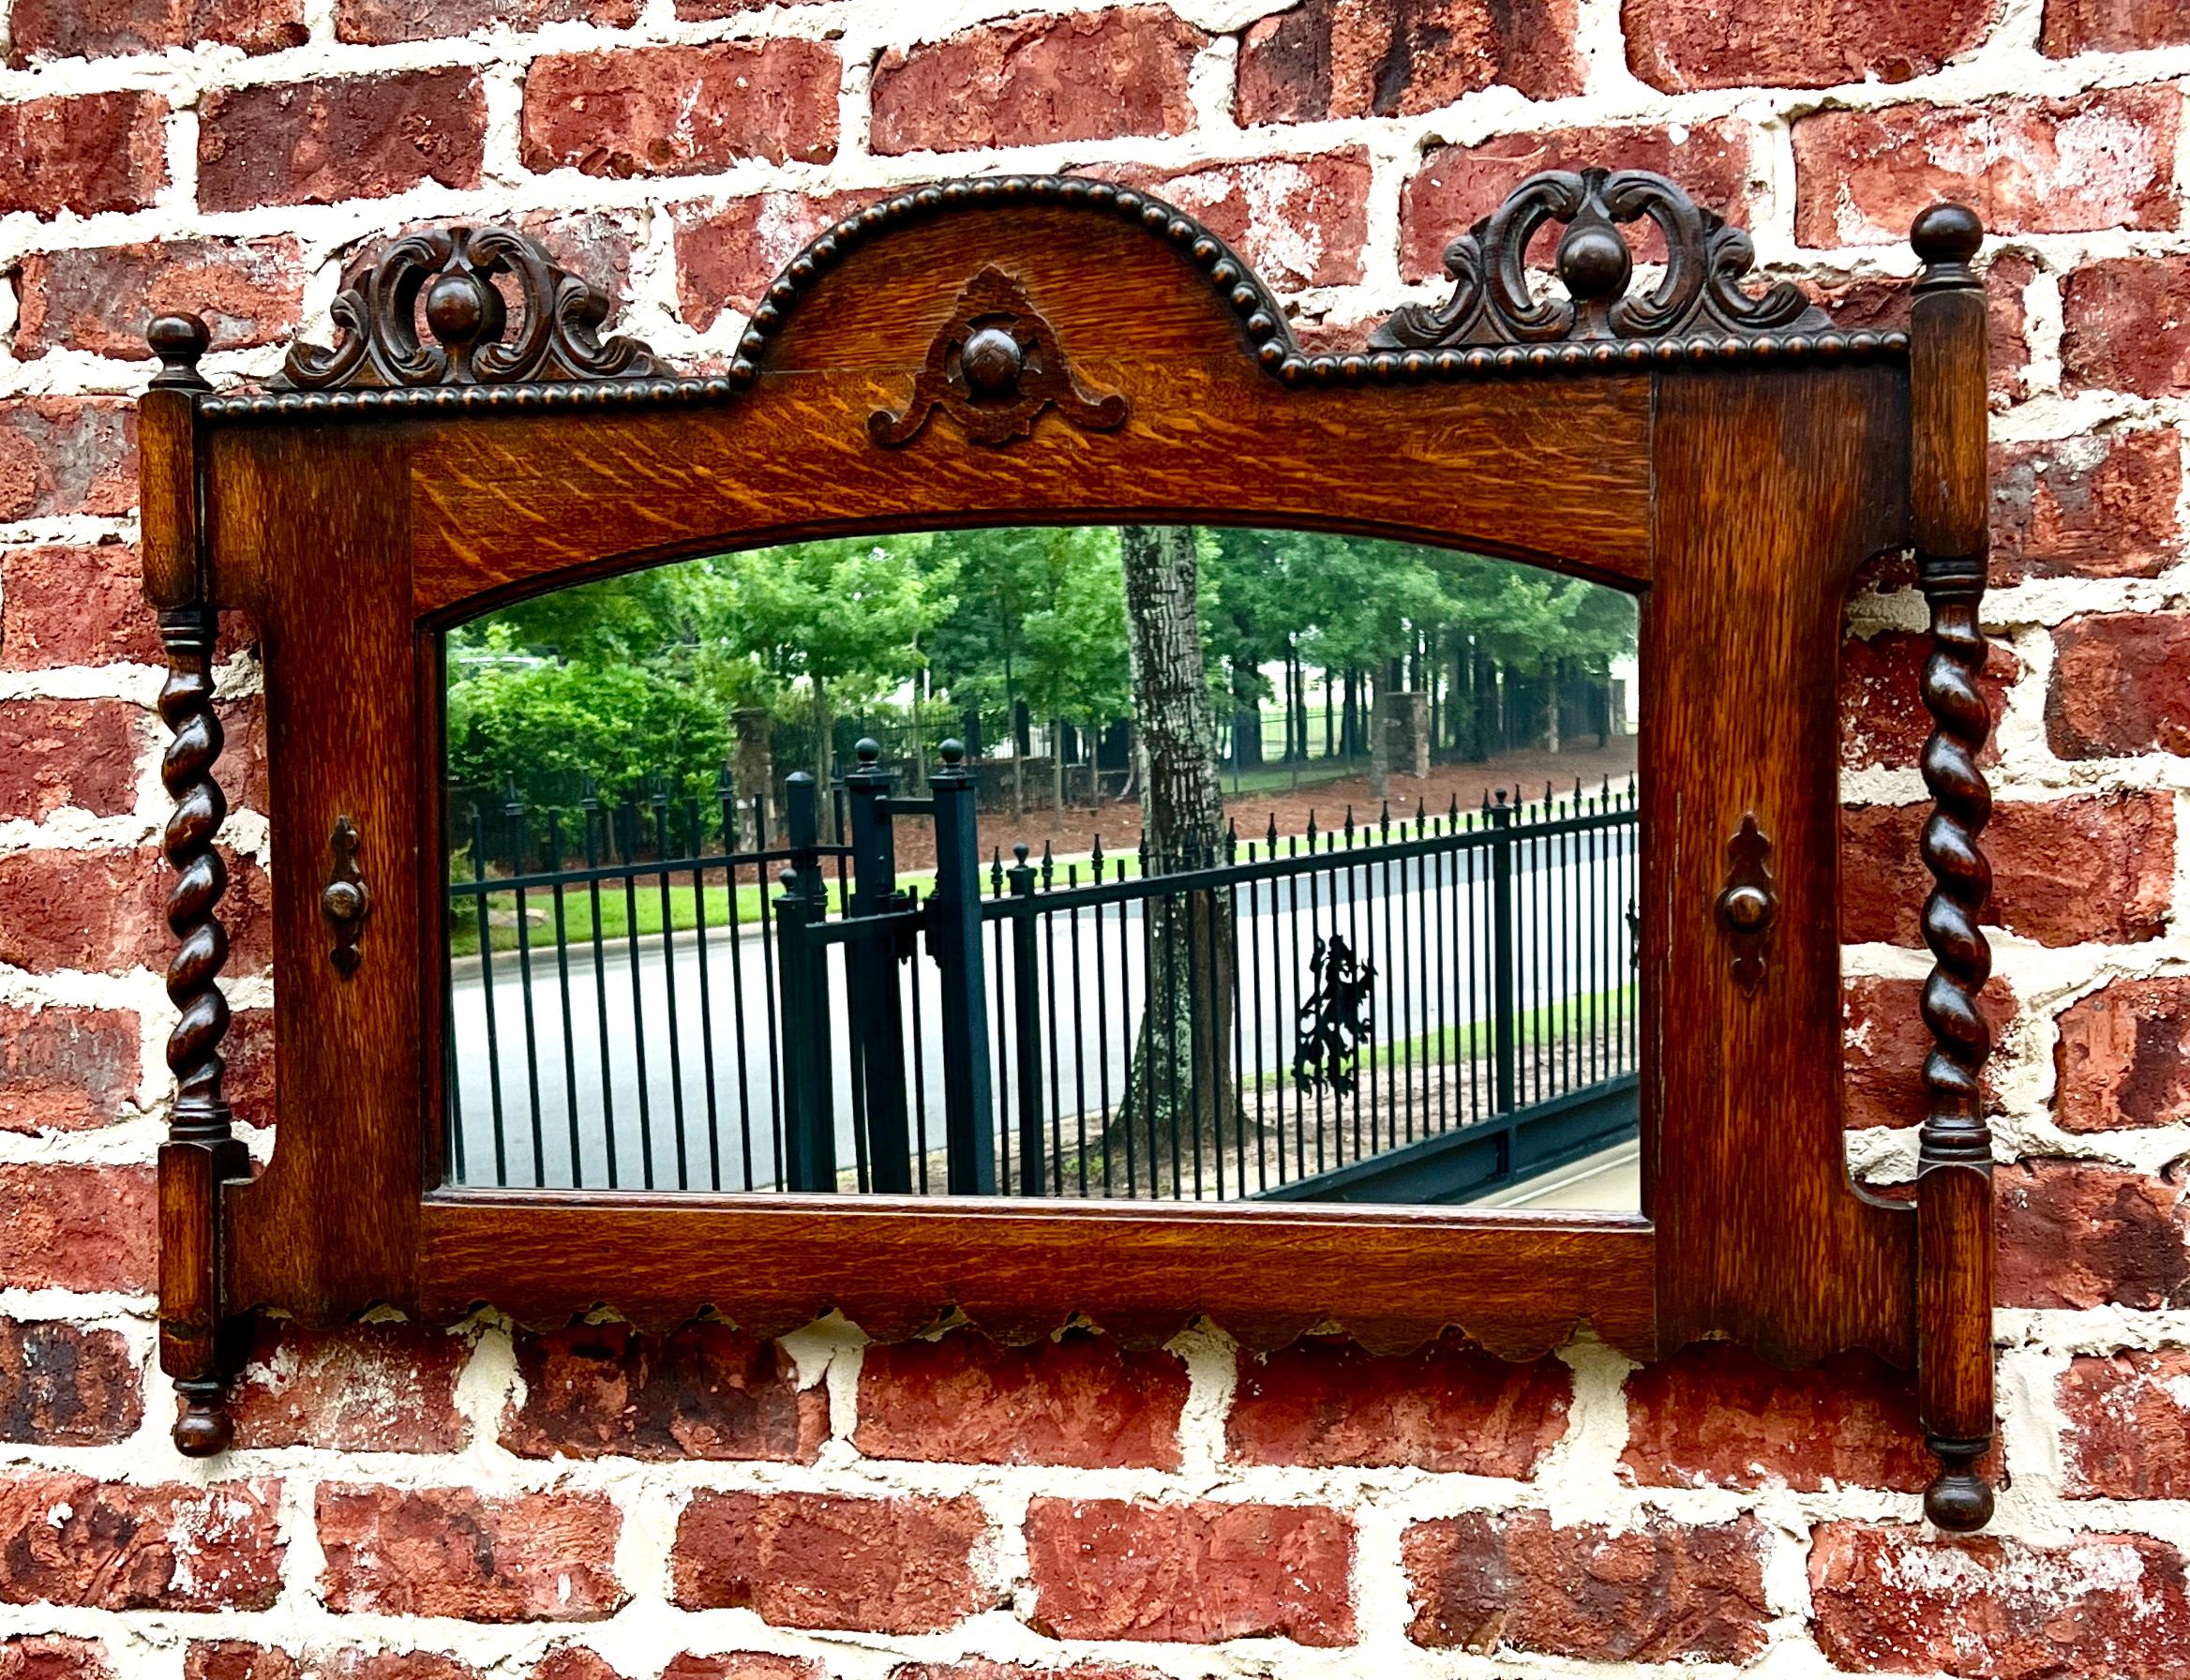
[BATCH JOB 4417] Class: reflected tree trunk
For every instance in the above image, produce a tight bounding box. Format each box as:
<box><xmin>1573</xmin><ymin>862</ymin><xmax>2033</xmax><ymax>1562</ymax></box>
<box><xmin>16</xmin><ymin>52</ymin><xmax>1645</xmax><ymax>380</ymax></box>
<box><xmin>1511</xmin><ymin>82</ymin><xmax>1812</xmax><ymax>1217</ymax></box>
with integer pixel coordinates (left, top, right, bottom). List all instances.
<box><xmin>1114</xmin><ymin>524</ymin><xmax>1239</xmax><ymax>1191</ymax></box>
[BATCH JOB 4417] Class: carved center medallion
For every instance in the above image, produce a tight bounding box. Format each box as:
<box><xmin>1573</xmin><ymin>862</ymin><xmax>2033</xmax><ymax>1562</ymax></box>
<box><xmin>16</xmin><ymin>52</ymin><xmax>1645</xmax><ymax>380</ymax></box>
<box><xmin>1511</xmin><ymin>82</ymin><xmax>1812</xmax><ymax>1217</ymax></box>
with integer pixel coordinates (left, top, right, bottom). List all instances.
<box><xmin>870</xmin><ymin>266</ymin><xmax>1127</xmax><ymax>448</ymax></box>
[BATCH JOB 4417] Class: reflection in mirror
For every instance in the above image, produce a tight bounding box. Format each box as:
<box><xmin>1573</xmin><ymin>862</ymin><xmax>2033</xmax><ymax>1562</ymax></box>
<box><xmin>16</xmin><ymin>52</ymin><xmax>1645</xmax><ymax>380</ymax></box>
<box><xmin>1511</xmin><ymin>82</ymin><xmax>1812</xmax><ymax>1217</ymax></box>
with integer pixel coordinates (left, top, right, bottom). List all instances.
<box><xmin>442</xmin><ymin>527</ymin><xmax>1641</xmax><ymax>1208</ymax></box>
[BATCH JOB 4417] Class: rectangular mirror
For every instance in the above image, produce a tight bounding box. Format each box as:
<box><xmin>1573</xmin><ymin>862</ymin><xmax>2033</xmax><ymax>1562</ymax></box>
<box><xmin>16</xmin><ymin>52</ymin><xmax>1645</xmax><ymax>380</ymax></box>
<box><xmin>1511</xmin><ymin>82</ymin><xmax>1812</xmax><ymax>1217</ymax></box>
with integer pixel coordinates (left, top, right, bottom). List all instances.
<box><xmin>442</xmin><ymin>525</ymin><xmax>1642</xmax><ymax>1209</ymax></box>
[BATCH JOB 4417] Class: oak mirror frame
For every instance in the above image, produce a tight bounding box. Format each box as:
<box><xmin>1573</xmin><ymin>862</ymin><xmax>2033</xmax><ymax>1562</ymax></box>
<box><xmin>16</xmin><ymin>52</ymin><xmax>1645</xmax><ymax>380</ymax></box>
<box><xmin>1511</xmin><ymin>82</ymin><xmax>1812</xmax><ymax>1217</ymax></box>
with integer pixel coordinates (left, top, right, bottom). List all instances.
<box><xmin>141</xmin><ymin>172</ymin><xmax>2000</xmax><ymax>1529</ymax></box>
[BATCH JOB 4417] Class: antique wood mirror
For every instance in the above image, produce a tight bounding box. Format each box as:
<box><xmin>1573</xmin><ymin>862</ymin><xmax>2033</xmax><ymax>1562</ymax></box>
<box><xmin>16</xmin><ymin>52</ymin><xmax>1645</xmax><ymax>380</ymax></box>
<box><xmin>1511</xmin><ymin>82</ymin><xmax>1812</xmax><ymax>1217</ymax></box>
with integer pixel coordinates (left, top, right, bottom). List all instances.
<box><xmin>141</xmin><ymin>171</ymin><xmax>1999</xmax><ymax>1528</ymax></box>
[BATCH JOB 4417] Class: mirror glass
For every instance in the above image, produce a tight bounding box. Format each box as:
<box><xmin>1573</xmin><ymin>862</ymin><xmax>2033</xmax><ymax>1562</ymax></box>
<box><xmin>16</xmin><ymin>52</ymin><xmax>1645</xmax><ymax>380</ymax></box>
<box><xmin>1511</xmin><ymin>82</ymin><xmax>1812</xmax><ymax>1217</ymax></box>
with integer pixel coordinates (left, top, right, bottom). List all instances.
<box><xmin>441</xmin><ymin>526</ymin><xmax>1641</xmax><ymax>1209</ymax></box>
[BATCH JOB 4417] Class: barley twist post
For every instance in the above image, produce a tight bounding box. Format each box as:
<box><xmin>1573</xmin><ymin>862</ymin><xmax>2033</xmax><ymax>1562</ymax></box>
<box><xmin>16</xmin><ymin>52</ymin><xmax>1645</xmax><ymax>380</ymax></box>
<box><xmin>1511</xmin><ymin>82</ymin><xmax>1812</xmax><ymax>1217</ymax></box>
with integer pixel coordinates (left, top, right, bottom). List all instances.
<box><xmin>145</xmin><ymin>312</ymin><xmax>249</xmax><ymax>1455</ymax></box>
<box><xmin>1908</xmin><ymin>202</ymin><xmax>1997</xmax><ymax>1531</ymax></box>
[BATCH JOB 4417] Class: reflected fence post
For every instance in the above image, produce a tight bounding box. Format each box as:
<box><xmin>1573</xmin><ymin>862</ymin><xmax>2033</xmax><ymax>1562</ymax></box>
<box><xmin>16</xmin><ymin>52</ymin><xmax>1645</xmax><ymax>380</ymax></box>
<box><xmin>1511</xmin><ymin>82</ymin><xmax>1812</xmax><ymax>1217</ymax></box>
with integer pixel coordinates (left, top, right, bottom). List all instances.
<box><xmin>1006</xmin><ymin>844</ymin><xmax>1044</xmax><ymax>1195</ymax></box>
<box><xmin>1489</xmin><ymin>789</ymin><xmax>1519</xmax><ymax>1116</ymax></box>
<box><xmin>928</xmin><ymin>741</ymin><xmax>998</xmax><ymax>1194</ymax></box>
<box><xmin>775</xmin><ymin>771</ymin><xmax>836</xmax><ymax>1191</ymax></box>
<box><xmin>846</xmin><ymin>740</ymin><xmax>912</xmax><ymax>1193</ymax></box>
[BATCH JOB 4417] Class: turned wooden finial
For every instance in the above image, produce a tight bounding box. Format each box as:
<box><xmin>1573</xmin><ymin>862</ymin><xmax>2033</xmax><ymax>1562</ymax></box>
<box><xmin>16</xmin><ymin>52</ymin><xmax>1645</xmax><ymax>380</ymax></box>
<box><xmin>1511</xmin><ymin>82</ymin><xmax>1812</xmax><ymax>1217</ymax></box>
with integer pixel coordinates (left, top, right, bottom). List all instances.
<box><xmin>1912</xmin><ymin>202</ymin><xmax>1984</xmax><ymax>288</ymax></box>
<box><xmin>147</xmin><ymin>312</ymin><xmax>212</xmax><ymax>390</ymax></box>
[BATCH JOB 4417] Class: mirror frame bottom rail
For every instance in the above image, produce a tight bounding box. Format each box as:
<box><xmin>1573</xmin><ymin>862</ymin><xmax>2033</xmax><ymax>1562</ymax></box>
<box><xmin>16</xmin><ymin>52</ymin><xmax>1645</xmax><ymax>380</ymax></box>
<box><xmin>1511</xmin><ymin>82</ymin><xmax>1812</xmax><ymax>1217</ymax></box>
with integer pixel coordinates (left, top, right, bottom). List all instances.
<box><xmin>415</xmin><ymin>1192</ymin><xmax>1660</xmax><ymax>1358</ymax></box>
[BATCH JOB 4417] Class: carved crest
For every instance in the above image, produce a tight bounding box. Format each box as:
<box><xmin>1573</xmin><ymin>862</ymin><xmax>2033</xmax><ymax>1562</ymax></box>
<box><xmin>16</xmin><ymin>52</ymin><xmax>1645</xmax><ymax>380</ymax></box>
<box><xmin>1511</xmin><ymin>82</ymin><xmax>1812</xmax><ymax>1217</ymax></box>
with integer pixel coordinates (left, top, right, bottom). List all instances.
<box><xmin>1372</xmin><ymin>168</ymin><xmax>1830</xmax><ymax>351</ymax></box>
<box><xmin>276</xmin><ymin>225</ymin><xmax>656</xmax><ymax>391</ymax></box>
<box><xmin>870</xmin><ymin>265</ymin><xmax>1127</xmax><ymax>448</ymax></box>
<box><xmin>1715</xmin><ymin>814</ymin><xmax>1778</xmax><ymax>996</ymax></box>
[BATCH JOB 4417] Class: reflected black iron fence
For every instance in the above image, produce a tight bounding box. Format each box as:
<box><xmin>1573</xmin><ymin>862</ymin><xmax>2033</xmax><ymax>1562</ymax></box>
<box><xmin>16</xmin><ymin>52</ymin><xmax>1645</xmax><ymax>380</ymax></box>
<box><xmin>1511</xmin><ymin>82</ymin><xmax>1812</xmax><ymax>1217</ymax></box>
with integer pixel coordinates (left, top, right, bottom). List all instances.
<box><xmin>443</xmin><ymin>758</ymin><xmax>1640</xmax><ymax>1205</ymax></box>
<box><xmin>443</xmin><ymin>776</ymin><xmax>850</xmax><ymax>1191</ymax></box>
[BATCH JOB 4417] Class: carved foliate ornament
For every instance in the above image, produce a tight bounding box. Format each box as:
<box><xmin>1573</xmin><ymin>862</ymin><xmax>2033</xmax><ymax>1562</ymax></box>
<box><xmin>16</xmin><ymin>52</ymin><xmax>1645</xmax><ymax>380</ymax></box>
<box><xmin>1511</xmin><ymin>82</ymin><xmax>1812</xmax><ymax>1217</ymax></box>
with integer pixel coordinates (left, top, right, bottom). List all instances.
<box><xmin>871</xmin><ymin>265</ymin><xmax>1127</xmax><ymax>447</ymax></box>
<box><xmin>1372</xmin><ymin>168</ymin><xmax>1830</xmax><ymax>350</ymax></box>
<box><xmin>276</xmin><ymin>225</ymin><xmax>656</xmax><ymax>391</ymax></box>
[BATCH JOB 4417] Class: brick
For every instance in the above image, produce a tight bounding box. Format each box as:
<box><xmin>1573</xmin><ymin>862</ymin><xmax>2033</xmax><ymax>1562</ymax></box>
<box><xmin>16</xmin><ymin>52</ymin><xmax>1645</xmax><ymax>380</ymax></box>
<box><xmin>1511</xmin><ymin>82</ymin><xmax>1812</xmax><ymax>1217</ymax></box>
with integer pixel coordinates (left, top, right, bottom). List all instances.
<box><xmin>855</xmin><ymin>1330</ymin><xmax>1184</xmax><ymax>1469</ymax></box>
<box><xmin>0</xmin><ymin>1163</ymin><xmax>154</xmax><ymax>1293</ymax></box>
<box><xmin>14</xmin><ymin>240</ymin><xmax>305</xmax><ymax>364</ymax></box>
<box><xmin>0</xmin><ymin>1475</ymin><xmax>280</xmax><ymax>1610</ymax></box>
<box><xmin>199</xmin><ymin>71</ymin><xmax>486</xmax><ymax>213</ymax></box>
<box><xmin>521</xmin><ymin>43</ymin><xmax>838</xmax><ymax>179</ymax></box>
<box><xmin>1813</xmin><ymin>250</ymin><xmax>2036</xmax><ymax>405</ymax></box>
<box><xmin>339</xmin><ymin>0</ymin><xmax>632</xmax><ymax>44</ymax></box>
<box><xmin>1839</xmin><ymin>792</ymin><xmax>2173</xmax><ymax>948</ymax></box>
<box><xmin>0</xmin><ymin>401</ymin><xmax>137</xmax><ymax>522</ymax></box>
<box><xmin>1794</xmin><ymin>89</ymin><xmax>2182</xmax><ymax>246</ymax></box>
<box><xmin>1998</xmin><ymin>1160</ymin><xmax>2188</xmax><ymax>1310</ymax></box>
<box><xmin>883</xmin><ymin>1668</ymin><xmax>1156</xmax><ymax>1680</ymax></box>
<box><xmin>2064</xmin><ymin>257</ymin><xmax>2190</xmax><ymax>398</ymax></box>
<box><xmin>1085</xmin><ymin>154</ymin><xmax>1372</xmax><ymax>289</ymax></box>
<box><xmin>870</xmin><ymin>8</ymin><xmax>1205</xmax><ymax>156</ymax></box>
<box><xmin>2060</xmin><ymin>1347</ymin><xmax>2190</xmax><ymax>1498</ymax></box>
<box><xmin>2049</xmin><ymin>611</ymin><xmax>2190</xmax><ymax>759</ymax></box>
<box><xmin>1402</xmin><ymin>1510</ymin><xmax>1770</xmax><ymax>1661</ymax></box>
<box><xmin>1812</xmin><ymin>1522</ymin><xmax>2190</xmax><ymax>1679</ymax></box>
<box><xmin>0</xmin><ymin>701</ymin><xmax>142</xmax><ymax>820</ymax></box>
<box><xmin>672</xmin><ymin>1491</ymin><xmax>989</xmax><ymax>1632</ymax></box>
<box><xmin>674</xmin><ymin>0</ymin><xmax>825</xmax><ymax>14</ymax></box>
<box><xmin>0</xmin><ymin>93</ymin><xmax>165</xmax><ymax>218</ymax></box>
<box><xmin>525</xmin><ymin>1653</ymin><xmax>618</xmax><ymax>1680</ymax></box>
<box><xmin>0</xmin><ymin>847</ymin><xmax>276</xmax><ymax>977</ymax></box>
<box><xmin>1992</xmin><ymin>429</ymin><xmax>2181</xmax><ymax>583</ymax></box>
<box><xmin>228</xmin><ymin>1318</ymin><xmax>470</xmax><ymax>1452</ymax></box>
<box><xmin>1023</xmin><ymin>1498</ymin><xmax>1354</xmax><ymax>1644</ymax></box>
<box><xmin>0</xmin><ymin>1638</ymin><xmax>112</xmax><ymax>1680</ymax></box>
<box><xmin>215</xmin><ymin>695</ymin><xmax>271</xmax><ymax>817</ymax></box>
<box><xmin>503</xmin><ymin>1320</ymin><xmax>823</xmax><ymax>1462</ymax></box>
<box><xmin>676</xmin><ymin>191</ymin><xmax>872</xmax><ymax>332</ymax></box>
<box><xmin>655</xmin><ymin>1659</ymin><xmax>822</xmax><ymax>1680</ymax></box>
<box><xmin>9</xmin><ymin>0</ymin><xmax>302</xmax><ymax>61</ymax></box>
<box><xmin>2043</xmin><ymin>0</ymin><xmax>2190</xmax><ymax>53</ymax></box>
<box><xmin>1839</xmin><ymin>631</ymin><xmax>2014</xmax><ymax>771</ymax></box>
<box><xmin>224</xmin><ymin>1008</ymin><xmax>276</xmax><ymax>1132</ymax></box>
<box><xmin>1402</xmin><ymin>124</ymin><xmax>1751</xmax><ymax>279</ymax></box>
<box><xmin>2057</xmin><ymin>979</ymin><xmax>2190</xmax><ymax>1132</ymax></box>
<box><xmin>1237</xmin><ymin>0</ymin><xmax>1582</xmax><ymax>122</ymax></box>
<box><xmin>0</xmin><ymin>1003</ymin><xmax>138</xmax><ymax>1132</ymax></box>
<box><xmin>516</xmin><ymin>210</ymin><xmax>640</xmax><ymax>306</ymax></box>
<box><xmin>317</xmin><ymin>1486</ymin><xmax>625</xmax><ymax>1621</ymax></box>
<box><xmin>1228</xmin><ymin>1334</ymin><xmax>1566</xmax><ymax>1475</ymax></box>
<box><xmin>1625</xmin><ymin>0</ymin><xmax>1991</xmax><ymax>89</ymax></box>
<box><xmin>0</xmin><ymin>545</ymin><xmax>157</xmax><ymax>670</ymax></box>
<box><xmin>0</xmin><ymin>1319</ymin><xmax>141</xmax><ymax>1445</ymax></box>
<box><xmin>1623</xmin><ymin>1344</ymin><xmax>1935</xmax><ymax>1491</ymax></box>
<box><xmin>188</xmin><ymin>1647</ymin><xmax>480</xmax><ymax>1680</ymax></box>
<box><xmin>1844</xmin><ymin>974</ymin><xmax>2014</xmax><ymax>1132</ymax></box>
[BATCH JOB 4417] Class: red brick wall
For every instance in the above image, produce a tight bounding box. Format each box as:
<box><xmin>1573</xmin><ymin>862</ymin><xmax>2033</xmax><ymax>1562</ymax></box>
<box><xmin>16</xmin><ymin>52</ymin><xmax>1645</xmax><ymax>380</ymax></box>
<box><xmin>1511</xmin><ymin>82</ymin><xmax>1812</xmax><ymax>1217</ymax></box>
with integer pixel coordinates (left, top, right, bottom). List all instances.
<box><xmin>2</xmin><ymin>1</ymin><xmax>2187</xmax><ymax>1674</ymax></box>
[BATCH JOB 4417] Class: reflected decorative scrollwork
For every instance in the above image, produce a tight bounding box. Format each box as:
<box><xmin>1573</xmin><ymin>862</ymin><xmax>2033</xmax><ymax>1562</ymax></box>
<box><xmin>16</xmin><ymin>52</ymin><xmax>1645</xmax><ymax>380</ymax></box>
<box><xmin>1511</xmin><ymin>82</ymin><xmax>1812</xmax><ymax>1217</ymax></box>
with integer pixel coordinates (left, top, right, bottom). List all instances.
<box><xmin>1371</xmin><ymin>167</ymin><xmax>1830</xmax><ymax>350</ymax></box>
<box><xmin>1293</xmin><ymin>934</ymin><xmax>1376</xmax><ymax>1096</ymax></box>
<box><xmin>277</xmin><ymin>225</ymin><xmax>656</xmax><ymax>390</ymax></box>
<box><xmin>871</xmin><ymin>265</ymin><xmax>1127</xmax><ymax>448</ymax></box>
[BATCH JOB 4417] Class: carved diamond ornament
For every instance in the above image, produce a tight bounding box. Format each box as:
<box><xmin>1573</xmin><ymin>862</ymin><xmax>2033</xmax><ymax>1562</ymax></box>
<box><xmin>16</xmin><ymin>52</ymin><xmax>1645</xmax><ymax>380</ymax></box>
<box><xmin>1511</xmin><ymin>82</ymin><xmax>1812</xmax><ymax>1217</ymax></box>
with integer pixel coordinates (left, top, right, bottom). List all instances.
<box><xmin>870</xmin><ymin>265</ymin><xmax>1127</xmax><ymax>447</ymax></box>
<box><xmin>1372</xmin><ymin>167</ymin><xmax>1830</xmax><ymax>350</ymax></box>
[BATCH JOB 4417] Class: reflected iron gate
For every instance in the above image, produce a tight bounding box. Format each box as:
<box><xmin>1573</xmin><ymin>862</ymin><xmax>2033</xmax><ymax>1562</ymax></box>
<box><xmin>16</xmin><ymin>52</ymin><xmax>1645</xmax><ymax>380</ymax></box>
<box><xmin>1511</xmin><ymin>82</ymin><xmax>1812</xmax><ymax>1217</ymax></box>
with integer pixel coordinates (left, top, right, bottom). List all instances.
<box><xmin>781</xmin><ymin>741</ymin><xmax>1642</xmax><ymax>1205</ymax></box>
